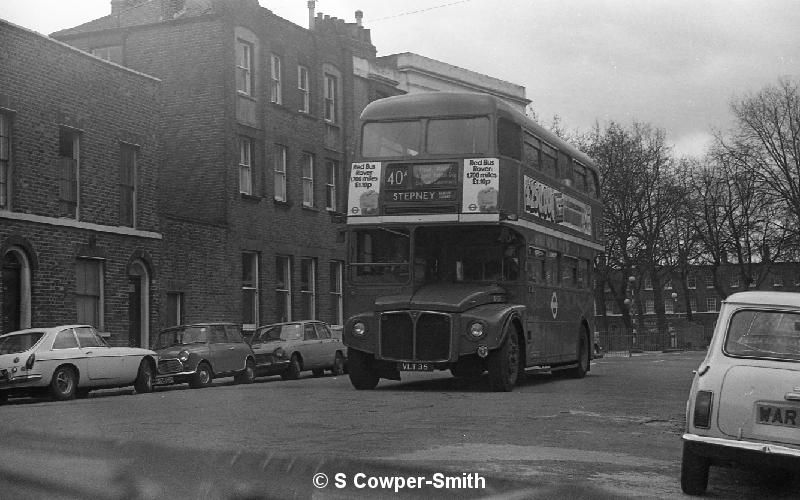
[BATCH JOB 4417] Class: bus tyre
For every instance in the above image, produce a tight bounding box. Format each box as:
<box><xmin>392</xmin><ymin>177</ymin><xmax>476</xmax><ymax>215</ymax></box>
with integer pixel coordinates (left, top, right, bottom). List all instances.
<box><xmin>566</xmin><ymin>330</ymin><xmax>590</xmax><ymax>379</ymax></box>
<box><xmin>488</xmin><ymin>329</ymin><xmax>520</xmax><ymax>392</ymax></box>
<box><xmin>348</xmin><ymin>349</ymin><xmax>379</xmax><ymax>390</ymax></box>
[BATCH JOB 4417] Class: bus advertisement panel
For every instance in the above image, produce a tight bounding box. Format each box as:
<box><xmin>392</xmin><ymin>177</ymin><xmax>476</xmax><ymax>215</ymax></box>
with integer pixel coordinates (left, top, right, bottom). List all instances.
<box><xmin>342</xmin><ymin>92</ymin><xmax>603</xmax><ymax>392</ymax></box>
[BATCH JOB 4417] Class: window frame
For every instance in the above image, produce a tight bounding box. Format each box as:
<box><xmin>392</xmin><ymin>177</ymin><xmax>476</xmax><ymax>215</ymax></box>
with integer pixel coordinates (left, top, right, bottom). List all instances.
<box><xmin>325</xmin><ymin>158</ymin><xmax>338</xmax><ymax>211</ymax></box>
<box><xmin>75</xmin><ymin>258</ymin><xmax>103</xmax><ymax>330</ymax></box>
<box><xmin>301</xmin><ymin>152</ymin><xmax>314</xmax><ymax>207</ymax></box>
<box><xmin>297</xmin><ymin>65</ymin><xmax>310</xmax><ymax>113</ymax></box>
<box><xmin>323</xmin><ymin>73</ymin><xmax>337</xmax><ymax>123</ymax></box>
<box><xmin>242</xmin><ymin>252</ymin><xmax>259</xmax><ymax>331</ymax></box>
<box><xmin>236</xmin><ymin>39</ymin><xmax>254</xmax><ymax>96</ymax></box>
<box><xmin>276</xmin><ymin>255</ymin><xmax>292</xmax><ymax>323</ymax></box>
<box><xmin>273</xmin><ymin>144</ymin><xmax>287</xmax><ymax>202</ymax></box>
<box><xmin>300</xmin><ymin>257</ymin><xmax>316</xmax><ymax>320</ymax></box>
<box><xmin>239</xmin><ymin>136</ymin><xmax>253</xmax><ymax>195</ymax></box>
<box><xmin>119</xmin><ymin>142</ymin><xmax>137</xmax><ymax>227</ymax></box>
<box><xmin>270</xmin><ymin>53</ymin><xmax>282</xmax><ymax>104</ymax></box>
<box><xmin>0</xmin><ymin>113</ymin><xmax>10</xmax><ymax>210</ymax></box>
<box><xmin>329</xmin><ymin>261</ymin><xmax>343</xmax><ymax>326</ymax></box>
<box><xmin>58</xmin><ymin>127</ymin><xmax>80</xmax><ymax>219</ymax></box>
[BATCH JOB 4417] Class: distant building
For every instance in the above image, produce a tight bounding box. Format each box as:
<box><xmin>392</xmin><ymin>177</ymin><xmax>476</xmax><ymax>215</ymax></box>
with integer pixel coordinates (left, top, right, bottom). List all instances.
<box><xmin>0</xmin><ymin>19</ymin><xmax>162</xmax><ymax>346</ymax></box>
<box><xmin>597</xmin><ymin>262</ymin><xmax>800</xmax><ymax>352</ymax></box>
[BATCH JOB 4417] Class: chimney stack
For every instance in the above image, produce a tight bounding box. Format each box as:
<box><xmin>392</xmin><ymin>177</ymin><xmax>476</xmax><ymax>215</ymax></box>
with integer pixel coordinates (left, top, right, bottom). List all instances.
<box><xmin>355</xmin><ymin>10</ymin><xmax>363</xmax><ymax>27</ymax></box>
<box><xmin>308</xmin><ymin>1</ymin><xmax>315</xmax><ymax>29</ymax></box>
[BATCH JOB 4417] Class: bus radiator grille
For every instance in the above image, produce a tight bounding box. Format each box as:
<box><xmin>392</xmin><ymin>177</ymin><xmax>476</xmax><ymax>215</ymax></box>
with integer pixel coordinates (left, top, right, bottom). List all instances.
<box><xmin>379</xmin><ymin>312</ymin><xmax>451</xmax><ymax>361</ymax></box>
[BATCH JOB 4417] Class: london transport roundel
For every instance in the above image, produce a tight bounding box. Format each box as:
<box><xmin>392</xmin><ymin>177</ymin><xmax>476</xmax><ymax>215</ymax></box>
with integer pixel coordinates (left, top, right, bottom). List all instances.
<box><xmin>551</xmin><ymin>291</ymin><xmax>558</xmax><ymax>319</ymax></box>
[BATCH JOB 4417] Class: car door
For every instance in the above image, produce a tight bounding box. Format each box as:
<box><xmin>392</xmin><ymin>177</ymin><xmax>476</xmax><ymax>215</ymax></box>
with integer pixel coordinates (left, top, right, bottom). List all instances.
<box><xmin>301</xmin><ymin>323</ymin><xmax>323</xmax><ymax>369</ymax></box>
<box><xmin>225</xmin><ymin>324</ymin><xmax>250</xmax><ymax>371</ymax></box>
<box><xmin>75</xmin><ymin>326</ymin><xmax>119</xmax><ymax>382</ymax></box>
<box><xmin>50</xmin><ymin>328</ymin><xmax>86</xmax><ymax>378</ymax></box>
<box><xmin>208</xmin><ymin>325</ymin><xmax>236</xmax><ymax>374</ymax></box>
<box><xmin>314</xmin><ymin>323</ymin><xmax>339</xmax><ymax>368</ymax></box>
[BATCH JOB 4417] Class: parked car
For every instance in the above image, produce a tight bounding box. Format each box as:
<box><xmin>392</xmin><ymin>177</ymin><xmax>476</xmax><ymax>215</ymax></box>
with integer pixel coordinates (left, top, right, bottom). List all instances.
<box><xmin>0</xmin><ymin>325</ymin><xmax>157</xmax><ymax>403</ymax></box>
<box><xmin>153</xmin><ymin>323</ymin><xmax>255</xmax><ymax>388</ymax></box>
<box><xmin>251</xmin><ymin>321</ymin><xmax>346</xmax><ymax>380</ymax></box>
<box><xmin>682</xmin><ymin>291</ymin><xmax>800</xmax><ymax>495</ymax></box>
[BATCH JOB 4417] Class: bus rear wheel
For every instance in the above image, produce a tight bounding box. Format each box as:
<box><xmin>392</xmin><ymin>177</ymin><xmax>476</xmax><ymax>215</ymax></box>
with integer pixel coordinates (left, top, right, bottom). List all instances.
<box><xmin>565</xmin><ymin>329</ymin><xmax>590</xmax><ymax>379</ymax></box>
<box><xmin>348</xmin><ymin>349</ymin><xmax>379</xmax><ymax>390</ymax></box>
<box><xmin>488</xmin><ymin>328</ymin><xmax>520</xmax><ymax>392</ymax></box>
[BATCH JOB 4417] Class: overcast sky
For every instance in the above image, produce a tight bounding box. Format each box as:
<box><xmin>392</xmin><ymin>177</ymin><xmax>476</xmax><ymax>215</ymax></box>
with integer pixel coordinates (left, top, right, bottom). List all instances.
<box><xmin>2</xmin><ymin>0</ymin><xmax>798</xmax><ymax>157</ymax></box>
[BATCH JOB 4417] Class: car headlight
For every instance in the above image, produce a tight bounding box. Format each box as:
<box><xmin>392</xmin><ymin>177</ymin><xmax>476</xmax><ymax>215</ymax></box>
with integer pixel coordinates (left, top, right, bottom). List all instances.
<box><xmin>273</xmin><ymin>347</ymin><xmax>286</xmax><ymax>358</ymax></box>
<box><xmin>178</xmin><ymin>350</ymin><xmax>190</xmax><ymax>363</ymax></box>
<box><xmin>352</xmin><ymin>321</ymin><xmax>367</xmax><ymax>337</ymax></box>
<box><xmin>468</xmin><ymin>321</ymin><xmax>485</xmax><ymax>339</ymax></box>
<box><xmin>693</xmin><ymin>390</ymin><xmax>713</xmax><ymax>429</ymax></box>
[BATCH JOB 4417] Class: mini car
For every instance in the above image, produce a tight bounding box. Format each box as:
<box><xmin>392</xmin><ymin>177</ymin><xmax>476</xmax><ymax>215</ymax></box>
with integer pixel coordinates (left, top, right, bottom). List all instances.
<box><xmin>251</xmin><ymin>321</ymin><xmax>346</xmax><ymax>380</ymax></box>
<box><xmin>0</xmin><ymin>325</ymin><xmax>157</xmax><ymax>403</ymax></box>
<box><xmin>682</xmin><ymin>291</ymin><xmax>800</xmax><ymax>495</ymax></box>
<box><xmin>153</xmin><ymin>323</ymin><xmax>256</xmax><ymax>388</ymax></box>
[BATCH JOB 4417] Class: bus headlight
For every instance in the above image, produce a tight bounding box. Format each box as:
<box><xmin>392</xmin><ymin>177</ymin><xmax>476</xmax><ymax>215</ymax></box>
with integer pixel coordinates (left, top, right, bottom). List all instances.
<box><xmin>352</xmin><ymin>322</ymin><xmax>367</xmax><ymax>337</ymax></box>
<box><xmin>468</xmin><ymin>321</ymin><xmax>485</xmax><ymax>339</ymax></box>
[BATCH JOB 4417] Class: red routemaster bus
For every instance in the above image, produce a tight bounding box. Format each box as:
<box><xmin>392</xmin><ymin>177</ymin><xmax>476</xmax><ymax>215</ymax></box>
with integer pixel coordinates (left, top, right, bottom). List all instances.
<box><xmin>342</xmin><ymin>92</ymin><xmax>603</xmax><ymax>391</ymax></box>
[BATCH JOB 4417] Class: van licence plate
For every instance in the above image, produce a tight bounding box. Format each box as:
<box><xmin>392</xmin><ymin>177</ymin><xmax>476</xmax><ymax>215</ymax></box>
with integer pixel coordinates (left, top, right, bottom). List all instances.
<box><xmin>757</xmin><ymin>403</ymin><xmax>800</xmax><ymax>428</ymax></box>
<box><xmin>399</xmin><ymin>362</ymin><xmax>432</xmax><ymax>371</ymax></box>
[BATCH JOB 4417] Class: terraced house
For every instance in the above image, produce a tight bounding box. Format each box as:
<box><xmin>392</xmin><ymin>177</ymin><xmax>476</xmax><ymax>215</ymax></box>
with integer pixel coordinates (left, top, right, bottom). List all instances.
<box><xmin>50</xmin><ymin>0</ymin><xmax>391</xmax><ymax>335</ymax></box>
<box><xmin>0</xmin><ymin>19</ymin><xmax>162</xmax><ymax>346</ymax></box>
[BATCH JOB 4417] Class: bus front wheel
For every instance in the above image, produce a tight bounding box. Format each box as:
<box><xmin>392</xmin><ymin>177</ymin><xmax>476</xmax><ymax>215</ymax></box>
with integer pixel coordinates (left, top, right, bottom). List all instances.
<box><xmin>348</xmin><ymin>349</ymin><xmax>379</xmax><ymax>390</ymax></box>
<box><xmin>488</xmin><ymin>328</ymin><xmax>520</xmax><ymax>392</ymax></box>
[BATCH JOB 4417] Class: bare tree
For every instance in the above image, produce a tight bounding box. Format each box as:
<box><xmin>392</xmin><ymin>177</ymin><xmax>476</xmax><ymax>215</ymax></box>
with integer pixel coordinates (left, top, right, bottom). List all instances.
<box><xmin>725</xmin><ymin>77</ymin><xmax>800</xmax><ymax>242</ymax></box>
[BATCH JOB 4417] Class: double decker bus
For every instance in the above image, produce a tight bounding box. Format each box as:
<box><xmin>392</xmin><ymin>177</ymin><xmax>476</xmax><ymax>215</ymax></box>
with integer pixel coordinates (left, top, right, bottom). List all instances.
<box><xmin>343</xmin><ymin>92</ymin><xmax>603</xmax><ymax>391</ymax></box>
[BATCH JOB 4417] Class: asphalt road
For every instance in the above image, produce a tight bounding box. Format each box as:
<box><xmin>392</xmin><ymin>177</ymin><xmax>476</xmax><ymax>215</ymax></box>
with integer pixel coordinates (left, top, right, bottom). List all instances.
<box><xmin>1</xmin><ymin>351</ymin><xmax>797</xmax><ymax>499</ymax></box>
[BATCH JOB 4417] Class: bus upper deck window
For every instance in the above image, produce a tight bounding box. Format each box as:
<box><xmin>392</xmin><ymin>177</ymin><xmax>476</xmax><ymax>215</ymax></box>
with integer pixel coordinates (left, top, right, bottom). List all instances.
<box><xmin>497</xmin><ymin>118</ymin><xmax>521</xmax><ymax>160</ymax></box>
<box><xmin>427</xmin><ymin>117</ymin><xmax>490</xmax><ymax>154</ymax></box>
<box><xmin>361</xmin><ymin>121</ymin><xmax>421</xmax><ymax>158</ymax></box>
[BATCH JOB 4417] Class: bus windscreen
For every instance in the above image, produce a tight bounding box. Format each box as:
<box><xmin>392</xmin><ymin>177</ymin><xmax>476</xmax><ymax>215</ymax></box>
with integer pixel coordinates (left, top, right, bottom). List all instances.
<box><xmin>427</xmin><ymin>117</ymin><xmax>490</xmax><ymax>154</ymax></box>
<box><xmin>362</xmin><ymin>121</ymin><xmax>421</xmax><ymax>158</ymax></box>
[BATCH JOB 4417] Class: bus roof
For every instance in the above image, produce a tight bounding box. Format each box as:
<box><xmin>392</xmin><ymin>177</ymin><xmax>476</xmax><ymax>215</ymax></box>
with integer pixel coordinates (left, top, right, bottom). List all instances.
<box><xmin>360</xmin><ymin>92</ymin><xmax>596</xmax><ymax>169</ymax></box>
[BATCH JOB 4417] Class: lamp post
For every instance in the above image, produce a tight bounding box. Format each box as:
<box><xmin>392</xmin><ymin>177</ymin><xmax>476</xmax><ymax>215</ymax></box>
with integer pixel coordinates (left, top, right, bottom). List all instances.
<box><xmin>623</xmin><ymin>275</ymin><xmax>636</xmax><ymax>354</ymax></box>
<box><xmin>670</xmin><ymin>291</ymin><xmax>678</xmax><ymax>349</ymax></box>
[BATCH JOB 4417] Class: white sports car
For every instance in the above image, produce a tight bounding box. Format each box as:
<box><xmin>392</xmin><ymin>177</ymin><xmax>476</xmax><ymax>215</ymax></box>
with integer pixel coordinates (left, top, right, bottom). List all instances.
<box><xmin>0</xmin><ymin>325</ymin><xmax>158</xmax><ymax>403</ymax></box>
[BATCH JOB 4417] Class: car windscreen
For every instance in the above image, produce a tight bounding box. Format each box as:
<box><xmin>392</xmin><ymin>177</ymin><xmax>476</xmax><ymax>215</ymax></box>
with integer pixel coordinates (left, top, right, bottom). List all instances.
<box><xmin>725</xmin><ymin>309</ymin><xmax>800</xmax><ymax>361</ymax></box>
<box><xmin>0</xmin><ymin>332</ymin><xmax>45</xmax><ymax>354</ymax></box>
<box><xmin>154</xmin><ymin>326</ymin><xmax>208</xmax><ymax>349</ymax></box>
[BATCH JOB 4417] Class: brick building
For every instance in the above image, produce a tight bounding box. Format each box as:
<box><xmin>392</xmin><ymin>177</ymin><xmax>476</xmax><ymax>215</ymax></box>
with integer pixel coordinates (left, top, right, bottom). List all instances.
<box><xmin>51</xmin><ymin>0</ymin><xmax>386</xmax><ymax>334</ymax></box>
<box><xmin>597</xmin><ymin>262</ymin><xmax>800</xmax><ymax>352</ymax></box>
<box><xmin>0</xmin><ymin>20</ymin><xmax>162</xmax><ymax>346</ymax></box>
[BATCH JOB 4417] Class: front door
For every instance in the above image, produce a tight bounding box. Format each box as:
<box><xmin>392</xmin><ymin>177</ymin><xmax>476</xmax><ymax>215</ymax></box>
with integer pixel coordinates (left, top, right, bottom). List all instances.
<box><xmin>128</xmin><ymin>276</ymin><xmax>142</xmax><ymax>347</ymax></box>
<box><xmin>1</xmin><ymin>253</ymin><xmax>21</xmax><ymax>334</ymax></box>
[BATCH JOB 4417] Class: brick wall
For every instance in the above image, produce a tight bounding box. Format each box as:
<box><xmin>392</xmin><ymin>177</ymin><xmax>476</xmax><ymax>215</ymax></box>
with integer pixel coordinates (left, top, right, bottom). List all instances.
<box><xmin>0</xmin><ymin>21</ymin><xmax>162</xmax><ymax>343</ymax></box>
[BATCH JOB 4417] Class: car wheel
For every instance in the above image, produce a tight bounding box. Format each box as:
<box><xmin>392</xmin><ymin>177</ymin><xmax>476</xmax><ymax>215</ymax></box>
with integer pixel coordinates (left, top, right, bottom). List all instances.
<box><xmin>565</xmin><ymin>329</ymin><xmax>590</xmax><ymax>379</ymax></box>
<box><xmin>488</xmin><ymin>328</ymin><xmax>520</xmax><ymax>392</ymax></box>
<box><xmin>331</xmin><ymin>352</ymin><xmax>345</xmax><ymax>376</ymax></box>
<box><xmin>347</xmin><ymin>349</ymin><xmax>379</xmax><ymax>390</ymax></box>
<box><xmin>134</xmin><ymin>359</ymin><xmax>155</xmax><ymax>394</ymax></box>
<box><xmin>189</xmin><ymin>362</ymin><xmax>213</xmax><ymax>389</ymax></box>
<box><xmin>235</xmin><ymin>359</ymin><xmax>256</xmax><ymax>384</ymax></box>
<box><xmin>312</xmin><ymin>368</ymin><xmax>325</xmax><ymax>377</ymax></box>
<box><xmin>281</xmin><ymin>355</ymin><xmax>301</xmax><ymax>380</ymax></box>
<box><xmin>50</xmin><ymin>365</ymin><xmax>78</xmax><ymax>401</ymax></box>
<box><xmin>680</xmin><ymin>442</ymin><xmax>710</xmax><ymax>495</ymax></box>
